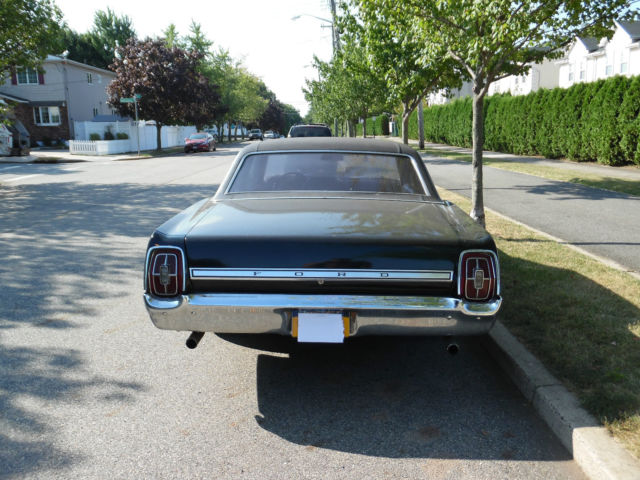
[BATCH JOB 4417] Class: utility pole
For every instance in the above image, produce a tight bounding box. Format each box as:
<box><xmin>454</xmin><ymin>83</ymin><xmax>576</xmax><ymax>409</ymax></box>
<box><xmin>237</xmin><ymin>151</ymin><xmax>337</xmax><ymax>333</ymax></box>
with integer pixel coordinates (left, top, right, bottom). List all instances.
<box><xmin>329</xmin><ymin>0</ymin><xmax>340</xmax><ymax>135</ymax></box>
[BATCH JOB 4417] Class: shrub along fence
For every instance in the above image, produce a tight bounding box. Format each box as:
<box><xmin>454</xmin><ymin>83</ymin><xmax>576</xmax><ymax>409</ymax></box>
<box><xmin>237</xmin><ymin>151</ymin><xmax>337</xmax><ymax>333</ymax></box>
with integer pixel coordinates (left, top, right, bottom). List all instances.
<box><xmin>409</xmin><ymin>74</ymin><xmax>640</xmax><ymax>166</ymax></box>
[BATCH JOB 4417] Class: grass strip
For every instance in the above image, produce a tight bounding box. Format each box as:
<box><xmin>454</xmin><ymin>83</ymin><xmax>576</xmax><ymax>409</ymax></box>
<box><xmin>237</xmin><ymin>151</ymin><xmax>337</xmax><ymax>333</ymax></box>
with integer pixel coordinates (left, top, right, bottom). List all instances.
<box><xmin>437</xmin><ymin>187</ymin><xmax>640</xmax><ymax>458</ymax></box>
<box><xmin>423</xmin><ymin>147</ymin><xmax>640</xmax><ymax>197</ymax></box>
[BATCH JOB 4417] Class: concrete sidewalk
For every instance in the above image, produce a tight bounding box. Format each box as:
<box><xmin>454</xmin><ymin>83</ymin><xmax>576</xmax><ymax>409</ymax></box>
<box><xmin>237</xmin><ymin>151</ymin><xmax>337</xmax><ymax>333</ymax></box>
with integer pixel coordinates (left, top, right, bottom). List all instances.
<box><xmin>399</xmin><ymin>137</ymin><xmax>640</xmax><ymax>182</ymax></box>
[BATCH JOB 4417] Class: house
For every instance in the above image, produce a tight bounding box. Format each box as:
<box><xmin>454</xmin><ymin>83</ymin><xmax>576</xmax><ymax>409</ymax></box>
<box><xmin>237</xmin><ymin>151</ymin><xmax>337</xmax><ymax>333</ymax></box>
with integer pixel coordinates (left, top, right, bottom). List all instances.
<box><xmin>487</xmin><ymin>58</ymin><xmax>560</xmax><ymax>96</ymax></box>
<box><xmin>0</xmin><ymin>55</ymin><xmax>116</xmax><ymax>145</ymax></box>
<box><xmin>557</xmin><ymin>20</ymin><xmax>640</xmax><ymax>88</ymax></box>
<box><xmin>427</xmin><ymin>20</ymin><xmax>640</xmax><ymax>106</ymax></box>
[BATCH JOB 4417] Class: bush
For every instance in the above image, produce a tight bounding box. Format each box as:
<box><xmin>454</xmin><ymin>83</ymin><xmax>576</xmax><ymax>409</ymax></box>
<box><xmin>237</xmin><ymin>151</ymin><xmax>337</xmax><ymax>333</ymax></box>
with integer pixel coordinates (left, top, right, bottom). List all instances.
<box><xmin>415</xmin><ymin>74</ymin><xmax>640</xmax><ymax>166</ymax></box>
<box><xmin>103</xmin><ymin>130</ymin><xmax>115</xmax><ymax>140</ymax></box>
<box><xmin>89</xmin><ymin>133</ymin><xmax>101</xmax><ymax>141</ymax></box>
<box><xmin>116</xmin><ymin>132</ymin><xmax>129</xmax><ymax>139</ymax></box>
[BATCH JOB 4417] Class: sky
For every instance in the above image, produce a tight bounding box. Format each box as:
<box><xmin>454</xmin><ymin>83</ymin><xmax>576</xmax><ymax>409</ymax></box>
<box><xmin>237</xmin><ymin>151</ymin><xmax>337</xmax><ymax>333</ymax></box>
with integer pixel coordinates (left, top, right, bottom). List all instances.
<box><xmin>53</xmin><ymin>0</ymin><xmax>335</xmax><ymax>115</ymax></box>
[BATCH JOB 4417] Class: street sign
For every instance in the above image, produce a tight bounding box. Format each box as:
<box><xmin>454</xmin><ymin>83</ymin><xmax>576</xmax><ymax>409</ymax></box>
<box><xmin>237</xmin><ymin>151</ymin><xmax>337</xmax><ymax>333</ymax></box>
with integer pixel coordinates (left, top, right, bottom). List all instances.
<box><xmin>134</xmin><ymin>93</ymin><xmax>142</xmax><ymax>99</ymax></box>
<box><xmin>119</xmin><ymin>97</ymin><xmax>135</xmax><ymax>103</ymax></box>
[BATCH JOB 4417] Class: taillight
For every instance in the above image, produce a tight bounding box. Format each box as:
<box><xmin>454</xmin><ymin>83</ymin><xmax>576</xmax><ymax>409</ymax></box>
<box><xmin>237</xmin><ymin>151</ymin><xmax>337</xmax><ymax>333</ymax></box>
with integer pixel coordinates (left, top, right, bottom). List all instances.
<box><xmin>458</xmin><ymin>250</ymin><xmax>499</xmax><ymax>301</ymax></box>
<box><xmin>145</xmin><ymin>246</ymin><xmax>186</xmax><ymax>297</ymax></box>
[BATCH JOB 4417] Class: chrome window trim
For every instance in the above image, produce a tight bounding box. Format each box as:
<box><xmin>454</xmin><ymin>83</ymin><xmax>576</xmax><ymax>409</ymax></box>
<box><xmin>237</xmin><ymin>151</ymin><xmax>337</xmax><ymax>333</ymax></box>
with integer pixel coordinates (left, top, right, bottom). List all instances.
<box><xmin>144</xmin><ymin>245</ymin><xmax>187</xmax><ymax>293</ymax></box>
<box><xmin>224</xmin><ymin>150</ymin><xmax>432</xmax><ymax>197</ymax></box>
<box><xmin>457</xmin><ymin>249</ymin><xmax>501</xmax><ymax>298</ymax></box>
<box><xmin>189</xmin><ymin>268</ymin><xmax>453</xmax><ymax>282</ymax></box>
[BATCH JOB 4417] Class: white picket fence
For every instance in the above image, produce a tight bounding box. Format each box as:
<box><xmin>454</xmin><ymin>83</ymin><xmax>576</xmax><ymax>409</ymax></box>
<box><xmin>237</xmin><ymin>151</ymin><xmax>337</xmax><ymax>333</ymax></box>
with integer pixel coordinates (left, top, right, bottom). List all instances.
<box><xmin>70</xmin><ymin>121</ymin><xmax>196</xmax><ymax>155</ymax></box>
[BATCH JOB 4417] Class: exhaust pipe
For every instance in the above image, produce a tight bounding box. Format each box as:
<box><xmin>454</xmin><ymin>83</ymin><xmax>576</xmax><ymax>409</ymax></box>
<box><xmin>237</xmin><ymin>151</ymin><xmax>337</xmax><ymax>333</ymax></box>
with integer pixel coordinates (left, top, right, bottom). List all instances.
<box><xmin>186</xmin><ymin>331</ymin><xmax>205</xmax><ymax>349</ymax></box>
<box><xmin>446</xmin><ymin>343</ymin><xmax>459</xmax><ymax>356</ymax></box>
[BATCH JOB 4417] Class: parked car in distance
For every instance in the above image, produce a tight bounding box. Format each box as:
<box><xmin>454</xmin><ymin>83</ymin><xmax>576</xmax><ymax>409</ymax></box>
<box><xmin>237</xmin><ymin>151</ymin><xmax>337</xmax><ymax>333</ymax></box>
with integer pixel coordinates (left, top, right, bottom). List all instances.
<box><xmin>287</xmin><ymin>123</ymin><xmax>332</xmax><ymax>137</ymax></box>
<box><xmin>144</xmin><ymin>138</ymin><xmax>502</xmax><ymax>349</ymax></box>
<box><xmin>248</xmin><ymin>128</ymin><xmax>263</xmax><ymax>140</ymax></box>
<box><xmin>184</xmin><ymin>132</ymin><xmax>216</xmax><ymax>153</ymax></box>
<box><xmin>264</xmin><ymin>130</ymin><xmax>277</xmax><ymax>139</ymax></box>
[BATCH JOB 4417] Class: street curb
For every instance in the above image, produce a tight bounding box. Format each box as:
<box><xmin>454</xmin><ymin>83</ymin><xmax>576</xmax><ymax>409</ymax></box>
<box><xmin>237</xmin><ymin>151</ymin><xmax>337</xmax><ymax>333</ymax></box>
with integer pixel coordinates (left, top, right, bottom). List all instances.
<box><xmin>483</xmin><ymin>321</ymin><xmax>640</xmax><ymax>479</ymax></box>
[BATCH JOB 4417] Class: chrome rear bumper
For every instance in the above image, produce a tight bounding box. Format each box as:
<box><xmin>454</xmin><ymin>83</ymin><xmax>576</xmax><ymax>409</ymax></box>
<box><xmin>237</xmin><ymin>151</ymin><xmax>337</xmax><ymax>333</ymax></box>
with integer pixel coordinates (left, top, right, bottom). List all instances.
<box><xmin>144</xmin><ymin>293</ymin><xmax>501</xmax><ymax>336</ymax></box>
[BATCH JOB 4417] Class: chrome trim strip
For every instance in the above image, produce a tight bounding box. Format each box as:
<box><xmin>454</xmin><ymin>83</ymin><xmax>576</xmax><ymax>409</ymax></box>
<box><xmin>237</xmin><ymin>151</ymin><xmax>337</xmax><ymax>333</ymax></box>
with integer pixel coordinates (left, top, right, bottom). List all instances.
<box><xmin>145</xmin><ymin>293</ymin><xmax>501</xmax><ymax>316</ymax></box>
<box><xmin>189</xmin><ymin>268</ymin><xmax>453</xmax><ymax>282</ymax></box>
<box><xmin>144</xmin><ymin>245</ymin><xmax>187</xmax><ymax>293</ymax></box>
<box><xmin>224</xmin><ymin>150</ymin><xmax>431</xmax><ymax>197</ymax></box>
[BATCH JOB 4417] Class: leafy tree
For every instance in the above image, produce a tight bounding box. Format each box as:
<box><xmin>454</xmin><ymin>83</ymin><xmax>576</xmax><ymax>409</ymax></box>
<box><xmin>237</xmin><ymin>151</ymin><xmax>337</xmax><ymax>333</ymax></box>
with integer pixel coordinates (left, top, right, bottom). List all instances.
<box><xmin>57</xmin><ymin>27</ymin><xmax>103</xmax><ymax>67</ymax></box>
<box><xmin>107</xmin><ymin>38</ymin><xmax>222</xmax><ymax>150</ymax></box>
<box><xmin>0</xmin><ymin>0</ymin><xmax>63</xmax><ymax>73</ymax></box>
<box><xmin>184</xmin><ymin>21</ymin><xmax>212</xmax><ymax>58</ymax></box>
<box><xmin>55</xmin><ymin>8</ymin><xmax>135</xmax><ymax>70</ymax></box>
<box><xmin>162</xmin><ymin>24</ymin><xmax>184</xmax><ymax>50</ymax></box>
<box><xmin>89</xmin><ymin>8</ymin><xmax>136</xmax><ymax>69</ymax></box>
<box><xmin>305</xmin><ymin>38</ymin><xmax>389</xmax><ymax>137</ymax></box>
<box><xmin>345</xmin><ymin>1</ymin><xmax>461</xmax><ymax>144</ymax></box>
<box><xmin>365</xmin><ymin>0</ymin><xmax>634</xmax><ymax>225</ymax></box>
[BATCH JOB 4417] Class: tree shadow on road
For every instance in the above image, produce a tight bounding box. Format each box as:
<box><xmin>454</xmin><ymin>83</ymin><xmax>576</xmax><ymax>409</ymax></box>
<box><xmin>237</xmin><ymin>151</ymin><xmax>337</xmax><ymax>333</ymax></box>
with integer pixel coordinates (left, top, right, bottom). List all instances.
<box><xmin>0</xmin><ymin>181</ymin><xmax>216</xmax><ymax>477</ymax></box>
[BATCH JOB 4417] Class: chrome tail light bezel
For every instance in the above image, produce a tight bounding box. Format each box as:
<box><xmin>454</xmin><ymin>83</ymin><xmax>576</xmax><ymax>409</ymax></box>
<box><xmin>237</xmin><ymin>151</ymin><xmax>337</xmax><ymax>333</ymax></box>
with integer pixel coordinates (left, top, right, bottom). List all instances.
<box><xmin>457</xmin><ymin>250</ymin><xmax>500</xmax><ymax>302</ymax></box>
<box><xmin>145</xmin><ymin>246</ymin><xmax>187</xmax><ymax>297</ymax></box>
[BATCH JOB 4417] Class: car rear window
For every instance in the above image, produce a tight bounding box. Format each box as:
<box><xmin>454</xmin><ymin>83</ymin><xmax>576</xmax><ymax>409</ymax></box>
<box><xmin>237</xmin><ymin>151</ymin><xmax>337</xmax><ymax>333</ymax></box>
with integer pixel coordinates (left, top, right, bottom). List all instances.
<box><xmin>190</xmin><ymin>134</ymin><xmax>207</xmax><ymax>139</ymax></box>
<box><xmin>227</xmin><ymin>152</ymin><xmax>427</xmax><ymax>195</ymax></box>
<box><xmin>289</xmin><ymin>126</ymin><xmax>332</xmax><ymax>137</ymax></box>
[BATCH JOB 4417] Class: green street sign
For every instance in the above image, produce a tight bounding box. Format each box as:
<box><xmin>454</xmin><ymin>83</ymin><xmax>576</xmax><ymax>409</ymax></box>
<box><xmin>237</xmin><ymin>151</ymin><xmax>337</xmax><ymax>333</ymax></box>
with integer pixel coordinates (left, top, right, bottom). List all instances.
<box><xmin>119</xmin><ymin>97</ymin><xmax>135</xmax><ymax>103</ymax></box>
<box><xmin>135</xmin><ymin>93</ymin><xmax>142</xmax><ymax>99</ymax></box>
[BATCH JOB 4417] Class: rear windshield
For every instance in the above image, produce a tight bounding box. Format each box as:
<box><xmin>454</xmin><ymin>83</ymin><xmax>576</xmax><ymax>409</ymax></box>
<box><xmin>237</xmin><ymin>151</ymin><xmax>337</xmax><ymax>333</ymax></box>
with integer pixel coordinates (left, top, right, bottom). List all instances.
<box><xmin>289</xmin><ymin>126</ymin><xmax>331</xmax><ymax>137</ymax></box>
<box><xmin>228</xmin><ymin>152</ymin><xmax>427</xmax><ymax>195</ymax></box>
<box><xmin>189</xmin><ymin>134</ymin><xmax>207</xmax><ymax>139</ymax></box>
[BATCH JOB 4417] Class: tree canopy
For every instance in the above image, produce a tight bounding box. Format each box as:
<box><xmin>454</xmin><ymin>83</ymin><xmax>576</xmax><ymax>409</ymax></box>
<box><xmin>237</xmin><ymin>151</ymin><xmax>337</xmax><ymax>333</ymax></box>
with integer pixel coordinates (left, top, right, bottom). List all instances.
<box><xmin>107</xmin><ymin>38</ymin><xmax>223</xmax><ymax>149</ymax></box>
<box><xmin>356</xmin><ymin>0</ymin><xmax>636</xmax><ymax>225</ymax></box>
<box><xmin>0</xmin><ymin>0</ymin><xmax>63</xmax><ymax>73</ymax></box>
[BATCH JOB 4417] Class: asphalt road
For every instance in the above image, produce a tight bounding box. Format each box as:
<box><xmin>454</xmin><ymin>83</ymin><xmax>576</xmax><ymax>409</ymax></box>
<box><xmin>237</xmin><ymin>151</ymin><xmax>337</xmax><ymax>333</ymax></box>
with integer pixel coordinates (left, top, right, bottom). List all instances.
<box><xmin>423</xmin><ymin>153</ymin><xmax>640</xmax><ymax>276</ymax></box>
<box><xmin>0</xmin><ymin>145</ymin><xmax>586</xmax><ymax>479</ymax></box>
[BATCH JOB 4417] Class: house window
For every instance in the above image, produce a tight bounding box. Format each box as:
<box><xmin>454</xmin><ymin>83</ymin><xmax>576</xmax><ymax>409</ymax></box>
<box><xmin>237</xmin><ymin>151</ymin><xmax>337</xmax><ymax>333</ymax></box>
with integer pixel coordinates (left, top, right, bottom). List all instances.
<box><xmin>87</xmin><ymin>73</ymin><xmax>93</xmax><ymax>84</ymax></box>
<box><xmin>579</xmin><ymin>63</ymin><xmax>585</xmax><ymax>80</ymax></box>
<box><xmin>92</xmin><ymin>107</ymin><xmax>99</xmax><ymax>117</ymax></box>
<box><xmin>17</xmin><ymin>67</ymin><xmax>38</xmax><ymax>85</ymax></box>
<box><xmin>621</xmin><ymin>62</ymin><xmax>628</xmax><ymax>74</ymax></box>
<box><xmin>606</xmin><ymin>64</ymin><xmax>613</xmax><ymax>76</ymax></box>
<box><xmin>568</xmin><ymin>71</ymin><xmax>574</xmax><ymax>82</ymax></box>
<box><xmin>33</xmin><ymin>106</ymin><xmax>61</xmax><ymax>126</ymax></box>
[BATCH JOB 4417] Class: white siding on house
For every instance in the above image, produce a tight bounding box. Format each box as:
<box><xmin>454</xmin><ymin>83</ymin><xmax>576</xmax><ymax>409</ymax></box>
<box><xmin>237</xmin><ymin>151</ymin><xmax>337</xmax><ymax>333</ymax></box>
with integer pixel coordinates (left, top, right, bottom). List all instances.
<box><xmin>558</xmin><ymin>21</ymin><xmax>640</xmax><ymax>88</ymax></box>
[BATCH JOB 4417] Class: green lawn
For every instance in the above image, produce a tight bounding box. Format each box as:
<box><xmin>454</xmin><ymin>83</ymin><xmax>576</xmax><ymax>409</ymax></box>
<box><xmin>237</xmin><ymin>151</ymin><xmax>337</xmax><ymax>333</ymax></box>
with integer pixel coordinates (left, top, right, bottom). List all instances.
<box><xmin>438</xmin><ymin>188</ymin><xmax>640</xmax><ymax>459</ymax></box>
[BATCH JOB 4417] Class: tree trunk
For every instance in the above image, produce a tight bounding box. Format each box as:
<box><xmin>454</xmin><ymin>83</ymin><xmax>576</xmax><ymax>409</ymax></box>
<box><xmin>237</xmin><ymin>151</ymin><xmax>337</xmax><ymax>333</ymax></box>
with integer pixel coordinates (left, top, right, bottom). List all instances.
<box><xmin>471</xmin><ymin>86</ymin><xmax>486</xmax><ymax>227</ymax></box>
<box><xmin>155</xmin><ymin>123</ymin><xmax>162</xmax><ymax>151</ymax></box>
<box><xmin>362</xmin><ymin>117</ymin><xmax>367</xmax><ymax>138</ymax></box>
<box><xmin>402</xmin><ymin>101</ymin><xmax>410</xmax><ymax>145</ymax></box>
<box><xmin>227</xmin><ymin>119</ymin><xmax>232</xmax><ymax>142</ymax></box>
<box><xmin>418</xmin><ymin>99</ymin><xmax>425</xmax><ymax>150</ymax></box>
<box><xmin>347</xmin><ymin>120</ymin><xmax>354</xmax><ymax>137</ymax></box>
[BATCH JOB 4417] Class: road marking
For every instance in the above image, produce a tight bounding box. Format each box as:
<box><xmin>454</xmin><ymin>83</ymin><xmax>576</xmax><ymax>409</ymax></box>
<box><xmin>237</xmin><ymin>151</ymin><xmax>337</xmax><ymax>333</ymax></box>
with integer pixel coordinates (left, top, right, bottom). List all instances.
<box><xmin>5</xmin><ymin>174</ymin><xmax>41</xmax><ymax>182</ymax></box>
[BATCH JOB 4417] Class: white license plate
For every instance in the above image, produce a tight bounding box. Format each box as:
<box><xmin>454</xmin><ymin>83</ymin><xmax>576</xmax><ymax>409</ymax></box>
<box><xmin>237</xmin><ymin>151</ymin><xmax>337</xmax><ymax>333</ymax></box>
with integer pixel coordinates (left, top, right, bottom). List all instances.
<box><xmin>297</xmin><ymin>312</ymin><xmax>344</xmax><ymax>343</ymax></box>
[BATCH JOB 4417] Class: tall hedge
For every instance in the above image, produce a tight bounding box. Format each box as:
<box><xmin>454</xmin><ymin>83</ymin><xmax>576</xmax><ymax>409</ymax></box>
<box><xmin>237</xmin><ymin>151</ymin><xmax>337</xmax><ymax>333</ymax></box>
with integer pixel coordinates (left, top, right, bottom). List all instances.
<box><xmin>416</xmin><ymin>74</ymin><xmax>640</xmax><ymax>166</ymax></box>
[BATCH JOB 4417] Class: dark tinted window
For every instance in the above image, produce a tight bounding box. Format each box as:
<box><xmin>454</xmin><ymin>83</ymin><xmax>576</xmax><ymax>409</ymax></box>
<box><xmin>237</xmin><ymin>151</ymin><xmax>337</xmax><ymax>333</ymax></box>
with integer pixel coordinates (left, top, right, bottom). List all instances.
<box><xmin>288</xmin><ymin>126</ymin><xmax>332</xmax><ymax>137</ymax></box>
<box><xmin>228</xmin><ymin>152</ymin><xmax>427</xmax><ymax>195</ymax></box>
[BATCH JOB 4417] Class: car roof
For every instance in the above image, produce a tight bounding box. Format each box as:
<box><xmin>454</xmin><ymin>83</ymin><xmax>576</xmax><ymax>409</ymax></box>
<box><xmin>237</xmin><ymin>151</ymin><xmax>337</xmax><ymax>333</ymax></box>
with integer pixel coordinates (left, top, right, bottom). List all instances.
<box><xmin>239</xmin><ymin>137</ymin><xmax>418</xmax><ymax>156</ymax></box>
